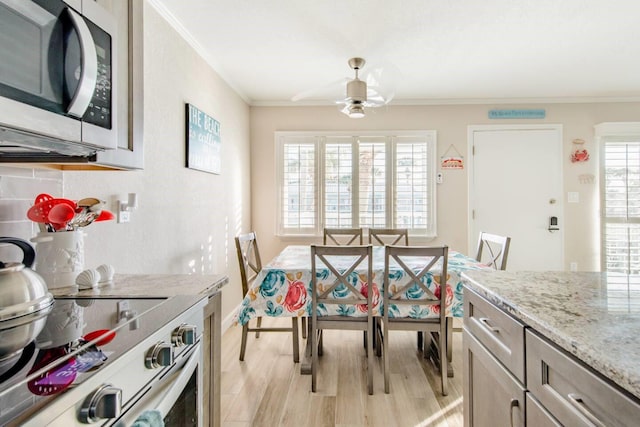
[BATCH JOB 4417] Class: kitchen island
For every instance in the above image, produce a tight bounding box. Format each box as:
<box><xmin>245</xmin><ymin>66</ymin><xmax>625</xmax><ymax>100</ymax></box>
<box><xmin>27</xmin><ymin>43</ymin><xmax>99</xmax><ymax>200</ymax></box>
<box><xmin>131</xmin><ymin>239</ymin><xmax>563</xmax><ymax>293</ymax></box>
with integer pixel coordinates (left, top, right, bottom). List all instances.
<box><xmin>461</xmin><ymin>270</ymin><xmax>640</xmax><ymax>426</ymax></box>
<box><xmin>49</xmin><ymin>273</ymin><xmax>228</xmax><ymax>427</ymax></box>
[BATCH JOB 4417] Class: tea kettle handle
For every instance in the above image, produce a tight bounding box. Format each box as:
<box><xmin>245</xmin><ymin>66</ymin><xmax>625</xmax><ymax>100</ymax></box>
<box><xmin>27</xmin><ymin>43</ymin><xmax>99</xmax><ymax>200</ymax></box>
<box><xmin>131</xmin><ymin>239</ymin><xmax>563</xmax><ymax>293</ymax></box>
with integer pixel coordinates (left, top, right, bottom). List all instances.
<box><xmin>0</xmin><ymin>237</ymin><xmax>36</xmax><ymax>268</ymax></box>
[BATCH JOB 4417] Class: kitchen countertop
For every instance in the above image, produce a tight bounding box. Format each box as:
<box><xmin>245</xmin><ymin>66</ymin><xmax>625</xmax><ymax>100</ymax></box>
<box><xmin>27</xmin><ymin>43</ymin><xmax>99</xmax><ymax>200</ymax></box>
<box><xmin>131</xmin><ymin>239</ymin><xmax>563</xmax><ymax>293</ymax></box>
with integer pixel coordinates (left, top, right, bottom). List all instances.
<box><xmin>461</xmin><ymin>270</ymin><xmax>640</xmax><ymax>401</ymax></box>
<box><xmin>48</xmin><ymin>273</ymin><xmax>228</xmax><ymax>298</ymax></box>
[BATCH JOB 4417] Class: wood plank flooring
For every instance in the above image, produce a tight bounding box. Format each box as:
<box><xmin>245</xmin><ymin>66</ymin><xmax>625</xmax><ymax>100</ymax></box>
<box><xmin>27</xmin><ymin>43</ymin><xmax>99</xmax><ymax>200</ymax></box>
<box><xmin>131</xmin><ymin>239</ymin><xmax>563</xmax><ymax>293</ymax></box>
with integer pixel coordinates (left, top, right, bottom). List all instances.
<box><xmin>220</xmin><ymin>318</ymin><xmax>464</xmax><ymax>426</ymax></box>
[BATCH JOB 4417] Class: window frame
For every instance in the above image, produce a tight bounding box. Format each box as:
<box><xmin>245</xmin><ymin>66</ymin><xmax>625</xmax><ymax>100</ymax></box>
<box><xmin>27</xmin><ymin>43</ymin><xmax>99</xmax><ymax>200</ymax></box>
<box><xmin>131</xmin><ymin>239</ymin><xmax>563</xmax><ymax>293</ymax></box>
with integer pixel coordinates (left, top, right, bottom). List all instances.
<box><xmin>275</xmin><ymin>130</ymin><xmax>437</xmax><ymax>237</ymax></box>
<box><xmin>597</xmin><ymin>122</ymin><xmax>640</xmax><ymax>273</ymax></box>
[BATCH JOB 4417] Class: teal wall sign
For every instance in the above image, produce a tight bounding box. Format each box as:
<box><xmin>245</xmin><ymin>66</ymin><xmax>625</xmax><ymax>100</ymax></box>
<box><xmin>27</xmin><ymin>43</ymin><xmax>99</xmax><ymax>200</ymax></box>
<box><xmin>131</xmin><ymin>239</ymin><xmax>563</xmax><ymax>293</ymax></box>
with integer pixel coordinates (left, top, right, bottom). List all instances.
<box><xmin>185</xmin><ymin>103</ymin><xmax>221</xmax><ymax>174</ymax></box>
<box><xmin>488</xmin><ymin>109</ymin><xmax>546</xmax><ymax>119</ymax></box>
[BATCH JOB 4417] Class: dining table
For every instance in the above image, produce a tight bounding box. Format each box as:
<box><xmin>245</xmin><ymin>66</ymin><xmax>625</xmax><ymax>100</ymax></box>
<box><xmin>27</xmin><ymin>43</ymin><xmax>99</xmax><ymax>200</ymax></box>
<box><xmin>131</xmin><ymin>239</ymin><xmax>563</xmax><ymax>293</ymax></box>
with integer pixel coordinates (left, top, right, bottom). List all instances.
<box><xmin>235</xmin><ymin>245</ymin><xmax>491</xmax><ymax>374</ymax></box>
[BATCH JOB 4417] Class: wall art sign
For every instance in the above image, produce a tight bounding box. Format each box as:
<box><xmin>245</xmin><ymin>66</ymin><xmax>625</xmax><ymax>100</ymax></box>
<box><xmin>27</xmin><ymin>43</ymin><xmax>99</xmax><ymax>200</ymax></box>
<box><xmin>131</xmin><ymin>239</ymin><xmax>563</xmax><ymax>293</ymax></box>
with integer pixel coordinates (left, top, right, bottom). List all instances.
<box><xmin>185</xmin><ymin>103</ymin><xmax>221</xmax><ymax>174</ymax></box>
<box><xmin>488</xmin><ymin>109</ymin><xmax>546</xmax><ymax>119</ymax></box>
<box><xmin>441</xmin><ymin>144</ymin><xmax>464</xmax><ymax>169</ymax></box>
<box><xmin>570</xmin><ymin>138</ymin><xmax>589</xmax><ymax>163</ymax></box>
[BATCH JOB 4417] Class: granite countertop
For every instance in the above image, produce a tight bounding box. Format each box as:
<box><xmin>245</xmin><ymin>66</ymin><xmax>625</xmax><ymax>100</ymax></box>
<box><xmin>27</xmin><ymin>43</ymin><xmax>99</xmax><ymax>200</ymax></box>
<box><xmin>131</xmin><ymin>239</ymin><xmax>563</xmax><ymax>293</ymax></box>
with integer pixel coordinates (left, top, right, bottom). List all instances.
<box><xmin>461</xmin><ymin>270</ymin><xmax>640</xmax><ymax>401</ymax></box>
<box><xmin>49</xmin><ymin>273</ymin><xmax>228</xmax><ymax>298</ymax></box>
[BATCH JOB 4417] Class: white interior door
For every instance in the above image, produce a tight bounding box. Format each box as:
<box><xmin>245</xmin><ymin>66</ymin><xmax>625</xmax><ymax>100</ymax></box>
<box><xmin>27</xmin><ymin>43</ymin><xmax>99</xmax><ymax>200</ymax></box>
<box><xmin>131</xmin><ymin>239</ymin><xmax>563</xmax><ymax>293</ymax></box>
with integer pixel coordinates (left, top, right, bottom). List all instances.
<box><xmin>469</xmin><ymin>125</ymin><xmax>564</xmax><ymax>271</ymax></box>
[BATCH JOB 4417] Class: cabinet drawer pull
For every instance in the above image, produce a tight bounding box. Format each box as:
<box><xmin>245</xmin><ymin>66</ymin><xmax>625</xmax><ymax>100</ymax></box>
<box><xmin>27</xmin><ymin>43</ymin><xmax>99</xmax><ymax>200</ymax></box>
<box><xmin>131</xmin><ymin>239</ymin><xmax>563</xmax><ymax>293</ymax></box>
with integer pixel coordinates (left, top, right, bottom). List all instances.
<box><xmin>479</xmin><ymin>317</ymin><xmax>500</xmax><ymax>333</ymax></box>
<box><xmin>567</xmin><ymin>393</ymin><xmax>606</xmax><ymax>427</ymax></box>
<box><xmin>509</xmin><ymin>398</ymin><xmax>519</xmax><ymax>427</ymax></box>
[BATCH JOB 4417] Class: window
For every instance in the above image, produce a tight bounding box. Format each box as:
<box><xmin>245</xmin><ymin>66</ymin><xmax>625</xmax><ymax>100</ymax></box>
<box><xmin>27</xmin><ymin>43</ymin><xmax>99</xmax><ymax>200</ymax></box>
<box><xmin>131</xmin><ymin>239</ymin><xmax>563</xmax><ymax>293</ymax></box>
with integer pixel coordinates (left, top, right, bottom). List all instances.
<box><xmin>276</xmin><ymin>131</ymin><xmax>437</xmax><ymax>237</ymax></box>
<box><xmin>598</xmin><ymin>122</ymin><xmax>640</xmax><ymax>273</ymax></box>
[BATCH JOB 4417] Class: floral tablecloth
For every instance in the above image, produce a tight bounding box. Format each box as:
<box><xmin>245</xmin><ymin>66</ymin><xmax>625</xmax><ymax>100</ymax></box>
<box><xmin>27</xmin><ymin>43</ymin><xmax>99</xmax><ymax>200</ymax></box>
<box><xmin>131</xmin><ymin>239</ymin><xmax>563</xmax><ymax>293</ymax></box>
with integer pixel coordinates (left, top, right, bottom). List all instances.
<box><xmin>236</xmin><ymin>245</ymin><xmax>490</xmax><ymax>325</ymax></box>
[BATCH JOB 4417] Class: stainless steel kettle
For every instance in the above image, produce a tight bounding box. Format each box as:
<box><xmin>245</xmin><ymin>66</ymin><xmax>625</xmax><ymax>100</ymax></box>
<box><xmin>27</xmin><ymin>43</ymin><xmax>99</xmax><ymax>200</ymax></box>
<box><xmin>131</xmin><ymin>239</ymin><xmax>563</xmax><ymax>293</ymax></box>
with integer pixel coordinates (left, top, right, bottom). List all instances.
<box><xmin>0</xmin><ymin>237</ymin><xmax>54</xmax><ymax>360</ymax></box>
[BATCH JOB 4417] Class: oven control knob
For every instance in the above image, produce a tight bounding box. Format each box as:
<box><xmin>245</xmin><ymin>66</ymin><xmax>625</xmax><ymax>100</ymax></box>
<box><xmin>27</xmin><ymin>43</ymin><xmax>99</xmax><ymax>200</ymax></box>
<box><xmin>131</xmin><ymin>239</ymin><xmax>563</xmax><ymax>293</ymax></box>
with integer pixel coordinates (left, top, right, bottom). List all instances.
<box><xmin>79</xmin><ymin>384</ymin><xmax>122</xmax><ymax>423</ymax></box>
<box><xmin>145</xmin><ymin>341</ymin><xmax>174</xmax><ymax>368</ymax></box>
<box><xmin>172</xmin><ymin>324</ymin><xmax>197</xmax><ymax>347</ymax></box>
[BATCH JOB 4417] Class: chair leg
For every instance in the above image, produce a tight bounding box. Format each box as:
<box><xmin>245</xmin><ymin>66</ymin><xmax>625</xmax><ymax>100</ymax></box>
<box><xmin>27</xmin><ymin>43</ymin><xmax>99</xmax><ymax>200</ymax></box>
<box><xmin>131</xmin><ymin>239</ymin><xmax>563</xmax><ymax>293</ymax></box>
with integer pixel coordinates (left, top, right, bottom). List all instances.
<box><xmin>291</xmin><ymin>317</ymin><xmax>300</xmax><ymax>363</ymax></box>
<box><xmin>375</xmin><ymin>318</ymin><xmax>382</xmax><ymax>357</ymax></box>
<box><xmin>439</xmin><ymin>323</ymin><xmax>448</xmax><ymax>396</ymax></box>
<box><xmin>239</xmin><ymin>323</ymin><xmax>249</xmax><ymax>361</ymax></box>
<box><xmin>383</xmin><ymin>321</ymin><xmax>390</xmax><ymax>393</ymax></box>
<box><xmin>301</xmin><ymin>317</ymin><xmax>307</xmax><ymax>339</ymax></box>
<box><xmin>367</xmin><ymin>320</ymin><xmax>374</xmax><ymax>395</ymax></box>
<box><xmin>417</xmin><ymin>331</ymin><xmax>423</xmax><ymax>350</ymax></box>
<box><xmin>311</xmin><ymin>321</ymin><xmax>318</xmax><ymax>392</ymax></box>
<box><xmin>255</xmin><ymin>316</ymin><xmax>262</xmax><ymax>338</ymax></box>
<box><xmin>447</xmin><ymin>318</ymin><xmax>453</xmax><ymax>363</ymax></box>
<box><xmin>318</xmin><ymin>330</ymin><xmax>324</xmax><ymax>356</ymax></box>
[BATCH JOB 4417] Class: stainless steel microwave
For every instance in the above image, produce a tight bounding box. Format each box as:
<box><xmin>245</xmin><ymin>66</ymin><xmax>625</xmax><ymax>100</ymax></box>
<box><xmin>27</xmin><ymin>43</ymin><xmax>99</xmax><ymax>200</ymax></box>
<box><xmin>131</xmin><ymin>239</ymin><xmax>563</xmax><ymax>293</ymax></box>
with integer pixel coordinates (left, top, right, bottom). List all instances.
<box><xmin>0</xmin><ymin>0</ymin><xmax>117</xmax><ymax>158</ymax></box>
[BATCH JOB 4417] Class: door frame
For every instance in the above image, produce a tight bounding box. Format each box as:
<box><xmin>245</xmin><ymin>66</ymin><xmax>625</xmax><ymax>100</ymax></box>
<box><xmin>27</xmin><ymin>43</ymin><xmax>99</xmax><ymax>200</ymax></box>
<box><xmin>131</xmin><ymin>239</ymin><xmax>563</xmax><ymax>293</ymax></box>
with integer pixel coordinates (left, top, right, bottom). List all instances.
<box><xmin>467</xmin><ymin>124</ymin><xmax>564</xmax><ymax>266</ymax></box>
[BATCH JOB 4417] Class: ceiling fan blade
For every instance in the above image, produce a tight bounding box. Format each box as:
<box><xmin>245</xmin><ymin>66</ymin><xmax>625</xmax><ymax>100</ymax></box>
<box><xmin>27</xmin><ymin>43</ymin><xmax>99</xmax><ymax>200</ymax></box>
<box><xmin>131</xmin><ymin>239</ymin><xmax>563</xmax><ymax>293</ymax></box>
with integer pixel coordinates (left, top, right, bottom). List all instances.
<box><xmin>364</xmin><ymin>86</ymin><xmax>394</xmax><ymax>107</ymax></box>
<box><xmin>360</xmin><ymin>60</ymin><xmax>401</xmax><ymax>106</ymax></box>
<box><xmin>291</xmin><ymin>77</ymin><xmax>350</xmax><ymax>102</ymax></box>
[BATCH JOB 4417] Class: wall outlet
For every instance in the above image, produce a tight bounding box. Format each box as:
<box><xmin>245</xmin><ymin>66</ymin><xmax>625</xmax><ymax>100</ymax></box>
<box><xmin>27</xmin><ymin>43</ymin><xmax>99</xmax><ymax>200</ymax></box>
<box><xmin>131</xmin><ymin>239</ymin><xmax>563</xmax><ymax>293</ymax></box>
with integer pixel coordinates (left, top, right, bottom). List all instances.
<box><xmin>568</xmin><ymin>192</ymin><xmax>579</xmax><ymax>203</ymax></box>
<box><xmin>118</xmin><ymin>210</ymin><xmax>130</xmax><ymax>223</ymax></box>
<box><xmin>570</xmin><ymin>262</ymin><xmax>578</xmax><ymax>272</ymax></box>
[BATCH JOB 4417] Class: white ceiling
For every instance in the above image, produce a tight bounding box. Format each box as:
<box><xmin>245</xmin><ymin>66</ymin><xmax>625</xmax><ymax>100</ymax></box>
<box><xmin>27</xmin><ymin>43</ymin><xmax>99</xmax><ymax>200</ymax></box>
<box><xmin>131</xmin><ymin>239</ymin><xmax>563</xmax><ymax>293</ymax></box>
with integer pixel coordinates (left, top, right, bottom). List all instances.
<box><xmin>151</xmin><ymin>0</ymin><xmax>640</xmax><ymax>106</ymax></box>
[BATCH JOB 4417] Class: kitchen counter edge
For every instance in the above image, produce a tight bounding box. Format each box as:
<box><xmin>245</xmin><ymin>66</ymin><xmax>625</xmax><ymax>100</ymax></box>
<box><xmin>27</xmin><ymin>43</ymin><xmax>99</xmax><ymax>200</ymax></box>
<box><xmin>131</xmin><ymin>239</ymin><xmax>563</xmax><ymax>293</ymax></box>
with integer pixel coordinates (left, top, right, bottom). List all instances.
<box><xmin>48</xmin><ymin>273</ymin><xmax>229</xmax><ymax>299</ymax></box>
<box><xmin>461</xmin><ymin>270</ymin><xmax>640</xmax><ymax>402</ymax></box>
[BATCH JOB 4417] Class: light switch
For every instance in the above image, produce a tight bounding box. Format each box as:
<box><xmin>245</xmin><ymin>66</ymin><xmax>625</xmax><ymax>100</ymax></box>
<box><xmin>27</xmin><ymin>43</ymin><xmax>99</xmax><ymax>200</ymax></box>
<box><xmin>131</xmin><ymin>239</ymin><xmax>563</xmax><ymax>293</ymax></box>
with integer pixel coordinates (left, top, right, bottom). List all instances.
<box><xmin>568</xmin><ymin>192</ymin><xmax>579</xmax><ymax>203</ymax></box>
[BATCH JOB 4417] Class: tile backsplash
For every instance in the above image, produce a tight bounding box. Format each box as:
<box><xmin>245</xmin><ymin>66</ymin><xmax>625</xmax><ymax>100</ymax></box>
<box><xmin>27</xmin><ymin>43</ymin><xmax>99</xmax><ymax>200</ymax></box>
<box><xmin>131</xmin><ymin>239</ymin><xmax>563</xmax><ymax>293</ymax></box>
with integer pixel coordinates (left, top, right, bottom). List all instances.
<box><xmin>0</xmin><ymin>166</ymin><xmax>62</xmax><ymax>262</ymax></box>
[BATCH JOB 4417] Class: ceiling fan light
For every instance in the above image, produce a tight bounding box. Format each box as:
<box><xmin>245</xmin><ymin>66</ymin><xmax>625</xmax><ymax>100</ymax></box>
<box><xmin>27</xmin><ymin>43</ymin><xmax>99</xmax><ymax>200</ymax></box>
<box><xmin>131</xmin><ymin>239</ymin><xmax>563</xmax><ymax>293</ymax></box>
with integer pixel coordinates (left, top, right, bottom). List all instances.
<box><xmin>348</xmin><ymin>104</ymin><xmax>365</xmax><ymax>118</ymax></box>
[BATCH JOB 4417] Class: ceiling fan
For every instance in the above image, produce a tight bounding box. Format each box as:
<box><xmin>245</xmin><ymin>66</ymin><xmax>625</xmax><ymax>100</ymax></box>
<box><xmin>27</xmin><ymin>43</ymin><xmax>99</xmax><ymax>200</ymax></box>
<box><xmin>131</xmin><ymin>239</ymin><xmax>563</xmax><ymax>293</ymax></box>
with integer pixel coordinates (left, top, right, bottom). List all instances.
<box><xmin>291</xmin><ymin>57</ymin><xmax>396</xmax><ymax>119</ymax></box>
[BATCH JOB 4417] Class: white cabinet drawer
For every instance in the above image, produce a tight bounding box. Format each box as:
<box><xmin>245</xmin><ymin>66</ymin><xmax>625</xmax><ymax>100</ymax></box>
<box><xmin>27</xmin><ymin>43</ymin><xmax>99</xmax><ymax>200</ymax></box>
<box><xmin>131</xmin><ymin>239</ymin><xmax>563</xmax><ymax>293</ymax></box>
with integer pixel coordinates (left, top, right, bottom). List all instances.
<box><xmin>526</xmin><ymin>330</ymin><xmax>640</xmax><ymax>427</ymax></box>
<box><xmin>464</xmin><ymin>287</ymin><xmax>526</xmax><ymax>382</ymax></box>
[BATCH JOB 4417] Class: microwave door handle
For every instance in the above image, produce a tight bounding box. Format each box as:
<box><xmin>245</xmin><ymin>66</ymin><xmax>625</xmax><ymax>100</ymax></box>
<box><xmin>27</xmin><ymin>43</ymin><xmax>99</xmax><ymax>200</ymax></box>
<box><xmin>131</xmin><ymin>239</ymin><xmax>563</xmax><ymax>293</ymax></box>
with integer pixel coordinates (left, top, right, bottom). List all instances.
<box><xmin>66</xmin><ymin>8</ymin><xmax>97</xmax><ymax>118</ymax></box>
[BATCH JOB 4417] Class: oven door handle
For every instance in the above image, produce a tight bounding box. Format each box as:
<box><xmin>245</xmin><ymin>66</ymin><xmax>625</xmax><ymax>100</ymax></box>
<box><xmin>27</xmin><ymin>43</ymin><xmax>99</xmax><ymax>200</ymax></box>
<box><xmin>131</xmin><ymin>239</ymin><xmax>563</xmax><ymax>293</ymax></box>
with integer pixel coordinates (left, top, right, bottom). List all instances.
<box><xmin>112</xmin><ymin>341</ymin><xmax>202</xmax><ymax>427</ymax></box>
<box><xmin>156</xmin><ymin>343</ymin><xmax>200</xmax><ymax>416</ymax></box>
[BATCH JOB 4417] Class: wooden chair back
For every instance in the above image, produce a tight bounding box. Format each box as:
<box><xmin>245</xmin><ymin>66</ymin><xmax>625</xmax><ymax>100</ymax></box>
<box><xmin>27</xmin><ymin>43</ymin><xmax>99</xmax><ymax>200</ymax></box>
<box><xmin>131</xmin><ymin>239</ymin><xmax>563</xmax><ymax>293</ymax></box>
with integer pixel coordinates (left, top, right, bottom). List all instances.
<box><xmin>235</xmin><ymin>232</ymin><xmax>299</xmax><ymax>363</ymax></box>
<box><xmin>383</xmin><ymin>245</ymin><xmax>448</xmax><ymax>323</ymax></box>
<box><xmin>475</xmin><ymin>232</ymin><xmax>511</xmax><ymax>270</ymax></box>
<box><xmin>235</xmin><ymin>232</ymin><xmax>263</xmax><ymax>296</ymax></box>
<box><xmin>369</xmin><ymin>228</ymin><xmax>409</xmax><ymax>246</ymax></box>
<box><xmin>383</xmin><ymin>244</ymin><xmax>449</xmax><ymax>395</ymax></box>
<box><xmin>323</xmin><ymin>227</ymin><xmax>363</xmax><ymax>245</ymax></box>
<box><xmin>310</xmin><ymin>244</ymin><xmax>374</xmax><ymax>394</ymax></box>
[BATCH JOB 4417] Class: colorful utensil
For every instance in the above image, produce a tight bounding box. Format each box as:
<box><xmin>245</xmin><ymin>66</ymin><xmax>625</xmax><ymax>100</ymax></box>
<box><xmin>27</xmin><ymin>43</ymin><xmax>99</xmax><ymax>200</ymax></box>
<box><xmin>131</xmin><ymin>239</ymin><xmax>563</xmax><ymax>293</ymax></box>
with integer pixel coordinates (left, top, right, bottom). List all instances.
<box><xmin>27</xmin><ymin>198</ymin><xmax>76</xmax><ymax>224</ymax></box>
<box><xmin>27</xmin><ymin>347</ymin><xmax>77</xmax><ymax>396</ymax></box>
<box><xmin>83</xmin><ymin>329</ymin><xmax>116</xmax><ymax>346</ymax></box>
<box><xmin>94</xmin><ymin>210</ymin><xmax>115</xmax><ymax>222</ymax></box>
<box><xmin>47</xmin><ymin>203</ymin><xmax>75</xmax><ymax>231</ymax></box>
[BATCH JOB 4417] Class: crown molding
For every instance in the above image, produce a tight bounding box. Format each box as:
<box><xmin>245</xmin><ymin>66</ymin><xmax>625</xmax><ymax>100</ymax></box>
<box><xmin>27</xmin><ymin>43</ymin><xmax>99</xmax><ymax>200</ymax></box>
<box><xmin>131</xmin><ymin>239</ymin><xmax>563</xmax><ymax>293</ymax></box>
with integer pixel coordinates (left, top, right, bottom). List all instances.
<box><xmin>147</xmin><ymin>0</ymin><xmax>251</xmax><ymax>104</ymax></box>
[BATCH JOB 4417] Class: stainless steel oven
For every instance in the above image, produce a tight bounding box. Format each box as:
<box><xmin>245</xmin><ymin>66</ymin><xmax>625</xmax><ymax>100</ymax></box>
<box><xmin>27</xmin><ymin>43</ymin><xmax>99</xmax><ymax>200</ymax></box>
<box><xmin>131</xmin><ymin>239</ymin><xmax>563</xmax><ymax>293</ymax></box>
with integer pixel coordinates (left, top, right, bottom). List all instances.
<box><xmin>0</xmin><ymin>295</ymin><xmax>205</xmax><ymax>426</ymax></box>
<box><xmin>0</xmin><ymin>0</ymin><xmax>118</xmax><ymax>155</ymax></box>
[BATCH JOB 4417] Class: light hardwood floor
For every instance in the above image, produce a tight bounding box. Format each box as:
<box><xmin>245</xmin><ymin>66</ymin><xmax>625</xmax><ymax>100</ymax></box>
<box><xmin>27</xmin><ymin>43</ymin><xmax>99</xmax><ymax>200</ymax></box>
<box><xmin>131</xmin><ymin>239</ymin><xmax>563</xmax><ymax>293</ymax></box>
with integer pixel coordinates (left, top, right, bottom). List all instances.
<box><xmin>220</xmin><ymin>318</ymin><xmax>464</xmax><ymax>426</ymax></box>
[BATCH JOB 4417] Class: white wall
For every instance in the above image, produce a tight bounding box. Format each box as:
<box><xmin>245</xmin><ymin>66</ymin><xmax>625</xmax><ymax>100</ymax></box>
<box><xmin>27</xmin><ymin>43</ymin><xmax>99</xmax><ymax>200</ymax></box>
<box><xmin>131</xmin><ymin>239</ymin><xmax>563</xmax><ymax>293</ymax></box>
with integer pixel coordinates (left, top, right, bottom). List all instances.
<box><xmin>250</xmin><ymin>102</ymin><xmax>640</xmax><ymax>271</ymax></box>
<box><xmin>63</xmin><ymin>2</ymin><xmax>251</xmax><ymax>321</ymax></box>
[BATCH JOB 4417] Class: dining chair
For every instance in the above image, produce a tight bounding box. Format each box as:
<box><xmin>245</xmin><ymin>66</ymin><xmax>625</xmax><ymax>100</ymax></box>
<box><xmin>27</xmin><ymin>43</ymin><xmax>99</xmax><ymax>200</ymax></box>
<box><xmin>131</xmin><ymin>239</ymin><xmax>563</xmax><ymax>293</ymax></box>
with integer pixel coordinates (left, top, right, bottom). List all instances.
<box><xmin>323</xmin><ymin>227</ymin><xmax>363</xmax><ymax>245</ymax></box>
<box><xmin>368</xmin><ymin>228</ymin><xmax>409</xmax><ymax>246</ymax></box>
<box><xmin>476</xmin><ymin>231</ymin><xmax>512</xmax><ymax>270</ymax></box>
<box><xmin>368</xmin><ymin>228</ymin><xmax>409</xmax><ymax>355</ymax></box>
<box><xmin>235</xmin><ymin>232</ymin><xmax>299</xmax><ymax>363</ymax></box>
<box><xmin>310</xmin><ymin>244</ymin><xmax>374</xmax><ymax>395</ymax></box>
<box><xmin>382</xmin><ymin>245</ymin><xmax>449</xmax><ymax>395</ymax></box>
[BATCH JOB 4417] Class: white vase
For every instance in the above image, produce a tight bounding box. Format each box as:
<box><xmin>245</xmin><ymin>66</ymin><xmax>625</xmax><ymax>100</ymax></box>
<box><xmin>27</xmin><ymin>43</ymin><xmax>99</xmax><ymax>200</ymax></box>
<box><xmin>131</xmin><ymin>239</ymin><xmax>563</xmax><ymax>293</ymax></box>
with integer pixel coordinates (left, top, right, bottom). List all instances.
<box><xmin>31</xmin><ymin>231</ymin><xmax>85</xmax><ymax>289</ymax></box>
